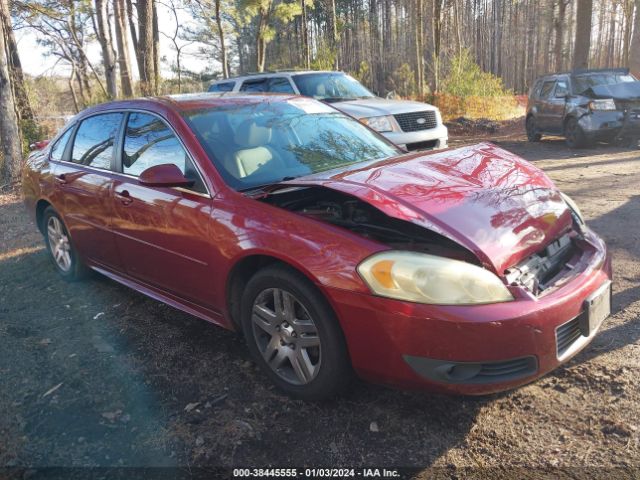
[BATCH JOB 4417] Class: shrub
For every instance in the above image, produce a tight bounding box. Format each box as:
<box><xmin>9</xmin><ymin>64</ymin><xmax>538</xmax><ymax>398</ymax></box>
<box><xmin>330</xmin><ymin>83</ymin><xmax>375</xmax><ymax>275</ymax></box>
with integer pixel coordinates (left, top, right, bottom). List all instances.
<box><xmin>442</xmin><ymin>49</ymin><xmax>512</xmax><ymax>98</ymax></box>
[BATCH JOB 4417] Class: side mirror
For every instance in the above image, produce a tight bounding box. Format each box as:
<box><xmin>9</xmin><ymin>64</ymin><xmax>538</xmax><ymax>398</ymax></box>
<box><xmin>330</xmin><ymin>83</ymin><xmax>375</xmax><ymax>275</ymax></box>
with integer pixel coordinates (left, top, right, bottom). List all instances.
<box><xmin>386</xmin><ymin>91</ymin><xmax>397</xmax><ymax>100</ymax></box>
<box><xmin>138</xmin><ymin>163</ymin><xmax>194</xmax><ymax>188</ymax></box>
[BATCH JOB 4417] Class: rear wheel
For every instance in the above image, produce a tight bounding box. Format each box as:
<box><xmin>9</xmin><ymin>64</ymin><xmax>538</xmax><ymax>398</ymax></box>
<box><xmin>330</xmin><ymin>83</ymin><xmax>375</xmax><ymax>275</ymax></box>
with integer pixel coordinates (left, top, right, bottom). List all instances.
<box><xmin>241</xmin><ymin>265</ymin><xmax>351</xmax><ymax>400</ymax></box>
<box><xmin>526</xmin><ymin>116</ymin><xmax>542</xmax><ymax>142</ymax></box>
<box><xmin>565</xmin><ymin>117</ymin><xmax>589</xmax><ymax>149</ymax></box>
<box><xmin>43</xmin><ymin>207</ymin><xmax>89</xmax><ymax>281</ymax></box>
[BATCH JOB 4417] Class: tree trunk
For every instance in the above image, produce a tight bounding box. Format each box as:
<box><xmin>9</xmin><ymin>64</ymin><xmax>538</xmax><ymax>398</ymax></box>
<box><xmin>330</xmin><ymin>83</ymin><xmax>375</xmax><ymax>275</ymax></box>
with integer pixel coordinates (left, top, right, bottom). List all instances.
<box><xmin>95</xmin><ymin>0</ymin><xmax>118</xmax><ymax>98</ymax></box>
<box><xmin>0</xmin><ymin>5</ymin><xmax>22</xmax><ymax>185</ymax></box>
<box><xmin>554</xmin><ymin>0</ymin><xmax>567</xmax><ymax>72</ymax></box>
<box><xmin>329</xmin><ymin>0</ymin><xmax>339</xmax><ymax>70</ymax></box>
<box><xmin>415</xmin><ymin>0</ymin><xmax>425</xmax><ymax>96</ymax></box>
<box><xmin>152</xmin><ymin>1</ymin><xmax>160</xmax><ymax>92</ymax></box>
<box><xmin>301</xmin><ymin>0</ymin><xmax>310</xmax><ymax>69</ymax></box>
<box><xmin>0</xmin><ymin>0</ymin><xmax>33</xmax><ymax>122</ymax></box>
<box><xmin>114</xmin><ymin>0</ymin><xmax>134</xmax><ymax>96</ymax></box>
<box><xmin>631</xmin><ymin>0</ymin><xmax>640</xmax><ymax>77</ymax></box>
<box><xmin>215</xmin><ymin>0</ymin><xmax>229</xmax><ymax>78</ymax></box>
<box><xmin>137</xmin><ymin>0</ymin><xmax>156</xmax><ymax>95</ymax></box>
<box><xmin>573</xmin><ymin>0</ymin><xmax>593</xmax><ymax>69</ymax></box>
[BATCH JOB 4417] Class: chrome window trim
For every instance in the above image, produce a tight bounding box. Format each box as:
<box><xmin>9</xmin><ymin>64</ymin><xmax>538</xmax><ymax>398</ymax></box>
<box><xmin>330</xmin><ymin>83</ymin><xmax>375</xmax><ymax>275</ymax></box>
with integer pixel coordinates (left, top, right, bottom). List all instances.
<box><xmin>53</xmin><ymin>108</ymin><xmax>212</xmax><ymax>199</ymax></box>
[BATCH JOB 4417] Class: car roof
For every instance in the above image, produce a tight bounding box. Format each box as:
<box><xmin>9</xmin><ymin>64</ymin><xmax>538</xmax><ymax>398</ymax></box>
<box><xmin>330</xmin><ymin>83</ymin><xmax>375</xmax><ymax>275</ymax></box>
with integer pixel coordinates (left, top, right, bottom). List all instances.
<box><xmin>73</xmin><ymin>92</ymin><xmax>309</xmax><ymax>118</ymax></box>
<box><xmin>211</xmin><ymin>70</ymin><xmax>344</xmax><ymax>84</ymax></box>
<box><xmin>536</xmin><ymin>68</ymin><xmax>631</xmax><ymax>82</ymax></box>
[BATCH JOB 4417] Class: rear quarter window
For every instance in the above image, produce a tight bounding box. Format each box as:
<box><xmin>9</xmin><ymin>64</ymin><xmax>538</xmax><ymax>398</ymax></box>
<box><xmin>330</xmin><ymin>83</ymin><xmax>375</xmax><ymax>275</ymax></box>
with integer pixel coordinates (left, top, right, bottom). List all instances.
<box><xmin>50</xmin><ymin>127</ymin><xmax>74</xmax><ymax>162</ymax></box>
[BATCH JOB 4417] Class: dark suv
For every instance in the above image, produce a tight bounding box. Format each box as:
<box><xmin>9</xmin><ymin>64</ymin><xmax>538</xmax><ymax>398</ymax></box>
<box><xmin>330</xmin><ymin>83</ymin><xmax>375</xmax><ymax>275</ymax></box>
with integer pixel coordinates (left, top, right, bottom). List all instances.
<box><xmin>526</xmin><ymin>68</ymin><xmax>640</xmax><ymax>148</ymax></box>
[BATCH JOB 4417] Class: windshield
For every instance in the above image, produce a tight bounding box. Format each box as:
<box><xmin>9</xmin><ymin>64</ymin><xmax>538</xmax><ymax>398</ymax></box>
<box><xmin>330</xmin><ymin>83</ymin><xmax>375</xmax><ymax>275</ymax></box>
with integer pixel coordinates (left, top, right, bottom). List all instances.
<box><xmin>183</xmin><ymin>98</ymin><xmax>400</xmax><ymax>191</ymax></box>
<box><xmin>572</xmin><ymin>73</ymin><xmax>636</xmax><ymax>94</ymax></box>
<box><xmin>292</xmin><ymin>73</ymin><xmax>375</xmax><ymax>102</ymax></box>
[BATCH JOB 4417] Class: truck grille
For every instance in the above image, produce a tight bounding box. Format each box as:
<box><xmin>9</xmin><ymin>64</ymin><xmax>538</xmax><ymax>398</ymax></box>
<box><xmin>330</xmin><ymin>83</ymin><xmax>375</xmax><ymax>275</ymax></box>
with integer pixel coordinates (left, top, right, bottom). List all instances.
<box><xmin>556</xmin><ymin>317</ymin><xmax>582</xmax><ymax>357</ymax></box>
<box><xmin>394</xmin><ymin>111</ymin><xmax>437</xmax><ymax>132</ymax></box>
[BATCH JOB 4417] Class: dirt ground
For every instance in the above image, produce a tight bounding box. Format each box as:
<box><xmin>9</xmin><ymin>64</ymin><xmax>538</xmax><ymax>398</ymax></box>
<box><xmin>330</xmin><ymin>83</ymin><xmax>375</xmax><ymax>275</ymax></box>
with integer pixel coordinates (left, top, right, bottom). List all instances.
<box><xmin>1</xmin><ymin>120</ymin><xmax>639</xmax><ymax>477</ymax></box>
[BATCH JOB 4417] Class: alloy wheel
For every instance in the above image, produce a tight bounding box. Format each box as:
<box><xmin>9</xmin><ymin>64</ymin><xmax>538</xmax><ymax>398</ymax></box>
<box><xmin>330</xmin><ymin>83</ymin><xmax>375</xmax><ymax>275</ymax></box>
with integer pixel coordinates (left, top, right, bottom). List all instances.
<box><xmin>251</xmin><ymin>288</ymin><xmax>321</xmax><ymax>385</ymax></box>
<box><xmin>47</xmin><ymin>216</ymin><xmax>72</xmax><ymax>272</ymax></box>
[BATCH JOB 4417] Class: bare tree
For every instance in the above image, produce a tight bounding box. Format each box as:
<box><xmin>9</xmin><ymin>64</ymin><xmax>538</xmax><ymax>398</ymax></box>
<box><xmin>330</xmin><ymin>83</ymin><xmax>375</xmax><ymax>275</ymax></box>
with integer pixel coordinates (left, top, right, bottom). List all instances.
<box><xmin>137</xmin><ymin>0</ymin><xmax>156</xmax><ymax>95</ymax></box>
<box><xmin>631</xmin><ymin>0</ymin><xmax>640</xmax><ymax>77</ymax></box>
<box><xmin>0</xmin><ymin>0</ymin><xmax>22</xmax><ymax>185</ymax></box>
<box><xmin>94</xmin><ymin>0</ymin><xmax>118</xmax><ymax>98</ymax></box>
<box><xmin>114</xmin><ymin>0</ymin><xmax>134</xmax><ymax>96</ymax></box>
<box><xmin>214</xmin><ymin>0</ymin><xmax>229</xmax><ymax>77</ymax></box>
<box><xmin>573</xmin><ymin>0</ymin><xmax>593</xmax><ymax>69</ymax></box>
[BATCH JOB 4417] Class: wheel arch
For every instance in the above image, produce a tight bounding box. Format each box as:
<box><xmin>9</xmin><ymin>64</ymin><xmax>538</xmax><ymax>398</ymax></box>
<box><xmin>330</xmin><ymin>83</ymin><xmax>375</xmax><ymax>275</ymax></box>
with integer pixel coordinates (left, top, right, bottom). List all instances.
<box><xmin>225</xmin><ymin>252</ymin><xmax>333</xmax><ymax>332</ymax></box>
<box><xmin>35</xmin><ymin>199</ymin><xmax>53</xmax><ymax>235</ymax></box>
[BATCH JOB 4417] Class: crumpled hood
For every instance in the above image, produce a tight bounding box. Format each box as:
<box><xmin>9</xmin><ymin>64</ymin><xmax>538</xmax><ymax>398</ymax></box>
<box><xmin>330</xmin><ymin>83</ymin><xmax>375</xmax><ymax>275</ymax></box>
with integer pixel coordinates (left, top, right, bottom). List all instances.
<box><xmin>588</xmin><ymin>81</ymin><xmax>640</xmax><ymax>100</ymax></box>
<box><xmin>285</xmin><ymin>142</ymin><xmax>573</xmax><ymax>274</ymax></box>
<box><xmin>331</xmin><ymin>97</ymin><xmax>438</xmax><ymax>119</ymax></box>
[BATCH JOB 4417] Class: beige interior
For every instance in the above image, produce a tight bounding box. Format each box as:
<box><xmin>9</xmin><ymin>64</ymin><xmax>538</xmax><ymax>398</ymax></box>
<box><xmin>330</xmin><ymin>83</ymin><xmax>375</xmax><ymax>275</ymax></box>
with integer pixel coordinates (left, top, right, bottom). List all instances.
<box><xmin>230</xmin><ymin>120</ymin><xmax>274</xmax><ymax>178</ymax></box>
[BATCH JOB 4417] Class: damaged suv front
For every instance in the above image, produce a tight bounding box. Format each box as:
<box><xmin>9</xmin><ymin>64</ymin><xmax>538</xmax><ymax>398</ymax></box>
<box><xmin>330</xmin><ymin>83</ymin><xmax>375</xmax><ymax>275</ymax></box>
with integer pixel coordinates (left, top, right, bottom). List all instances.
<box><xmin>527</xmin><ymin>68</ymin><xmax>640</xmax><ymax>148</ymax></box>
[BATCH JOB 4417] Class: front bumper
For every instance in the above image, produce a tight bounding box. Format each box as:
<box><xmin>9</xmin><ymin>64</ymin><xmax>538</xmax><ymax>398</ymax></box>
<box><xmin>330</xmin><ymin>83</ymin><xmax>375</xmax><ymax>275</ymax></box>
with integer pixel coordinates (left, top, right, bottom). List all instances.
<box><xmin>381</xmin><ymin>124</ymin><xmax>449</xmax><ymax>151</ymax></box>
<box><xmin>578</xmin><ymin>111</ymin><xmax>640</xmax><ymax>139</ymax></box>
<box><xmin>326</xmin><ymin>229</ymin><xmax>612</xmax><ymax>395</ymax></box>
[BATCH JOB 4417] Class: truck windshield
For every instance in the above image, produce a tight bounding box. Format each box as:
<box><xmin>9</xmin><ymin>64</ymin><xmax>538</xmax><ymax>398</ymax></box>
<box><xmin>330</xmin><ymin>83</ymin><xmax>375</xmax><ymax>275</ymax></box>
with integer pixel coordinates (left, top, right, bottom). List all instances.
<box><xmin>573</xmin><ymin>73</ymin><xmax>636</xmax><ymax>94</ymax></box>
<box><xmin>292</xmin><ymin>73</ymin><xmax>375</xmax><ymax>102</ymax></box>
<box><xmin>183</xmin><ymin>98</ymin><xmax>399</xmax><ymax>191</ymax></box>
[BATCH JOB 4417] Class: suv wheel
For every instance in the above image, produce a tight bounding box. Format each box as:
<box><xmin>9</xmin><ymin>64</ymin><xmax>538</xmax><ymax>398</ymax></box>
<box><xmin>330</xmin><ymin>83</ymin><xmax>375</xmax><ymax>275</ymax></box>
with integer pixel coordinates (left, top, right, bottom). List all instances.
<box><xmin>526</xmin><ymin>116</ymin><xmax>542</xmax><ymax>142</ymax></box>
<box><xmin>240</xmin><ymin>265</ymin><xmax>351</xmax><ymax>400</ymax></box>
<box><xmin>565</xmin><ymin>117</ymin><xmax>589</xmax><ymax>149</ymax></box>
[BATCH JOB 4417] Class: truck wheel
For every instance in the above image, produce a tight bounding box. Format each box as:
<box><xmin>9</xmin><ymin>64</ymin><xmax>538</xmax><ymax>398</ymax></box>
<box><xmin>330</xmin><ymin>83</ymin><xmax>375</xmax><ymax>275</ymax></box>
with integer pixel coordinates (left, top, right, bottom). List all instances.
<box><xmin>565</xmin><ymin>118</ymin><xmax>589</xmax><ymax>149</ymax></box>
<box><xmin>526</xmin><ymin>116</ymin><xmax>542</xmax><ymax>142</ymax></box>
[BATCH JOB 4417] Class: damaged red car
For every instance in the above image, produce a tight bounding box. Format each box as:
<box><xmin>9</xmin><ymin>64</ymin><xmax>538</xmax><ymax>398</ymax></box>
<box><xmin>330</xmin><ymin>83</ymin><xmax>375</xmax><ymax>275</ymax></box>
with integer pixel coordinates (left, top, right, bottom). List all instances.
<box><xmin>22</xmin><ymin>94</ymin><xmax>612</xmax><ymax>400</ymax></box>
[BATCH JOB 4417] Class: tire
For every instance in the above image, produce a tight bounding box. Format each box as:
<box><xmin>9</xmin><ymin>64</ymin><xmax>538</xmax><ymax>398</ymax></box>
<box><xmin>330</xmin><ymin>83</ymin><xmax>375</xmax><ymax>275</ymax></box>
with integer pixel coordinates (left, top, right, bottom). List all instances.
<box><xmin>43</xmin><ymin>207</ymin><xmax>89</xmax><ymax>281</ymax></box>
<box><xmin>526</xmin><ymin>116</ymin><xmax>542</xmax><ymax>142</ymax></box>
<box><xmin>240</xmin><ymin>265</ymin><xmax>351</xmax><ymax>400</ymax></box>
<box><xmin>565</xmin><ymin>117</ymin><xmax>589</xmax><ymax>149</ymax></box>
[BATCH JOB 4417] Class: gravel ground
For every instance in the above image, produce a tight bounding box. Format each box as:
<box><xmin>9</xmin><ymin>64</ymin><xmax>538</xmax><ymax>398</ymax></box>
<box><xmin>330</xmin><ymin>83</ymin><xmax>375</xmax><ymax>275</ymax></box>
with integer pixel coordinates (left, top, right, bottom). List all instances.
<box><xmin>0</xmin><ymin>124</ymin><xmax>639</xmax><ymax>477</ymax></box>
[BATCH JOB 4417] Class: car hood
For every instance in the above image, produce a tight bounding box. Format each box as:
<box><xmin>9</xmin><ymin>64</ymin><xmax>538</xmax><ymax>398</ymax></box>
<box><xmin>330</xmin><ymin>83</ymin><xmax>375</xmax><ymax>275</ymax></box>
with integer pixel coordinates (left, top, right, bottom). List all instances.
<box><xmin>331</xmin><ymin>97</ymin><xmax>437</xmax><ymax>119</ymax></box>
<box><xmin>587</xmin><ymin>81</ymin><xmax>640</xmax><ymax>100</ymax></box>
<box><xmin>281</xmin><ymin>142</ymin><xmax>572</xmax><ymax>274</ymax></box>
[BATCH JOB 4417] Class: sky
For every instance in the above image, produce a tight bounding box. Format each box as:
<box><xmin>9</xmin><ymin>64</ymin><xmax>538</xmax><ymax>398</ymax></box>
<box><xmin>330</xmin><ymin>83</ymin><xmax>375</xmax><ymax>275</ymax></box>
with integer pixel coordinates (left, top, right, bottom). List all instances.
<box><xmin>13</xmin><ymin>4</ymin><xmax>218</xmax><ymax>79</ymax></box>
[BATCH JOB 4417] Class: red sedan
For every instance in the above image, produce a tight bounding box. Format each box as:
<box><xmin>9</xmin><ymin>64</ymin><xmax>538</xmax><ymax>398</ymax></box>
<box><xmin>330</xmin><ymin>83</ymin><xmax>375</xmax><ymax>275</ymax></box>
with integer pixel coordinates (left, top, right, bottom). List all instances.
<box><xmin>22</xmin><ymin>94</ymin><xmax>612</xmax><ymax>400</ymax></box>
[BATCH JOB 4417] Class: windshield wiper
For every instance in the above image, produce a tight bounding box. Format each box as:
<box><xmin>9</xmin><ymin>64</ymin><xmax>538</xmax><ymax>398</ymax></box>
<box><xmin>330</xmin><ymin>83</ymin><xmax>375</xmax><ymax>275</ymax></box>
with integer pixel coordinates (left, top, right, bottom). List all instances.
<box><xmin>321</xmin><ymin>97</ymin><xmax>358</xmax><ymax>103</ymax></box>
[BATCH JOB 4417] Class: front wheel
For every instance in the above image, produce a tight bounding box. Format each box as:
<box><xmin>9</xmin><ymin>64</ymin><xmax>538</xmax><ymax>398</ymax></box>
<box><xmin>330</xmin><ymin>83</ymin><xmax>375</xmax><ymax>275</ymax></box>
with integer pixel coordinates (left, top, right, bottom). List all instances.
<box><xmin>43</xmin><ymin>207</ymin><xmax>89</xmax><ymax>281</ymax></box>
<box><xmin>526</xmin><ymin>116</ymin><xmax>542</xmax><ymax>142</ymax></box>
<box><xmin>240</xmin><ymin>265</ymin><xmax>351</xmax><ymax>400</ymax></box>
<box><xmin>565</xmin><ymin>117</ymin><xmax>590</xmax><ymax>149</ymax></box>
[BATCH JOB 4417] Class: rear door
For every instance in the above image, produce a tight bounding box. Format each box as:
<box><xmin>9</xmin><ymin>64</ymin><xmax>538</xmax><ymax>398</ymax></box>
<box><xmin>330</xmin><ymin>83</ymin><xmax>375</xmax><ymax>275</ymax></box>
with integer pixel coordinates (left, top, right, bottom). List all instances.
<box><xmin>52</xmin><ymin>112</ymin><xmax>125</xmax><ymax>269</ymax></box>
<box><xmin>110</xmin><ymin>111</ymin><xmax>219</xmax><ymax>308</ymax></box>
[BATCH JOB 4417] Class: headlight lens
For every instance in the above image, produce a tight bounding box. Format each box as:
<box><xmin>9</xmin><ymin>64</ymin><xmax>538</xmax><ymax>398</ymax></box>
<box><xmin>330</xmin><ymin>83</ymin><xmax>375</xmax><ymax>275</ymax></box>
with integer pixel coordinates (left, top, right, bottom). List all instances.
<box><xmin>357</xmin><ymin>251</ymin><xmax>514</xmax><ymax>305</ymax></box>
<box><xmin>361</xmin><ymin>115</ymin><xmax>395</xmax><ymax>132</ymax></box>
<box><xmin>560</xmin><ymin>192</ymin><xmax>585</xmax><ymax>225</ymax></box>
<box><xmin>589</xmin><ymin>99</ymin><xmax>616</xmax><ymax>111</ymax></box>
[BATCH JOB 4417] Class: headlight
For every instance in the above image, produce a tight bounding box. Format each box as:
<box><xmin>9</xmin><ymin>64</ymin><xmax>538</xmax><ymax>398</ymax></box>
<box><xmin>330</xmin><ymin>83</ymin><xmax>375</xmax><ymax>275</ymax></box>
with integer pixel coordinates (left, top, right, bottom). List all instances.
<box><xmin>360</xmin><ymin>115</ymin><xmax>395</xmax><ymax>132</ymax></box>
<box><xmin>357</xmin><ymin>251</ymin><xmax>514</xmax><ymax>305</ymax></box>
<box><xmin>560</xmin><ymin>192</ymin><xmax>585</xmax><ymax>225</ymax></box>
<box><xmin>589</xmin><ymin>99</ymin><xmax>616</xmax><ymax>111</ymax></box>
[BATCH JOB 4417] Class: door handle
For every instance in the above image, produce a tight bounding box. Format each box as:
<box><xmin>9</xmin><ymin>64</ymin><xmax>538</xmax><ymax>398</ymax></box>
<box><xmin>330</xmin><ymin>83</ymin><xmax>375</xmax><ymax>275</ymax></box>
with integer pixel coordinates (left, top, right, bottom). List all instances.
<box><xmin>54</xmin><ymin>173</ymin><xmax>67</xmax><ymax>185</ymax></box>
<box><xmin>115</xmin><ymin>189</ymin><xmax>133</xmax><ymax>205</ymax></box>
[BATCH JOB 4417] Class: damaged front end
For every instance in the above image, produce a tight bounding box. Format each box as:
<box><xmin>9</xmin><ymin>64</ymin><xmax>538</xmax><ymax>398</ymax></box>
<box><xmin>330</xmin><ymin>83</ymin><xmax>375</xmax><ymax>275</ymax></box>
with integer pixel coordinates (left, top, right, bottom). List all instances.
<box><xmin>258</xmin><ymin>186</ymin><xmax>479</xmax><ymax>264</ymax></box>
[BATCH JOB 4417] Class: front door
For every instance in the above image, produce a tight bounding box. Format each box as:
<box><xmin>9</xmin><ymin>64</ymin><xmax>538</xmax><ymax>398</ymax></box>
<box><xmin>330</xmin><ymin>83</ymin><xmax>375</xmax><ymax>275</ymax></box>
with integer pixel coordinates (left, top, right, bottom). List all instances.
<box><xmin>110</xmin><ymin>112</ymin><xmax>218</xmax><ymax>309</ymax></box>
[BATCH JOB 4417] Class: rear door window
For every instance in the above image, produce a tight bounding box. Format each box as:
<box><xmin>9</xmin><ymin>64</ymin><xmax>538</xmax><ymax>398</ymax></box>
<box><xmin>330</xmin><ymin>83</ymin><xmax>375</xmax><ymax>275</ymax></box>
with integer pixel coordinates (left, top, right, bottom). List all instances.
<box><xmin>50</xmin><ymin>127</ymin><xmax>74</xmax><ymax>162</ymax></box>
<box><xmin>268</xmin><ymin>77</ymin><xmax>295</xmax><ymax>94</ymax></box>
<box><xmin>240</xmin><ymin>79</ymin><xmax>268</xmax><ymax>92</ymax></box>
<box><xmin>539</xmin><ymin>81</ymin><xmax>556</xmax><ymax>100</ymax></box>
<box><xmin>71</xmin><ymin>113</ymin><xmax>123</xmax><ymax>169</ymax></box>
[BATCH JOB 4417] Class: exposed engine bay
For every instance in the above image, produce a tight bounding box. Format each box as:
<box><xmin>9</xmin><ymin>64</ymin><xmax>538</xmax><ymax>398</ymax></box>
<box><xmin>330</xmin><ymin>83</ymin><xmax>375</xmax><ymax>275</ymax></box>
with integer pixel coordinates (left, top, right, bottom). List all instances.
<box><xmin>260</xmin><ymin>186</ymin><xmax>480</xmax><ymax>264</ymax></box>
<box><xmin>504</xmin><ymin>233</ymin><xmax>579</xmax><ymax>296</ymax></box>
